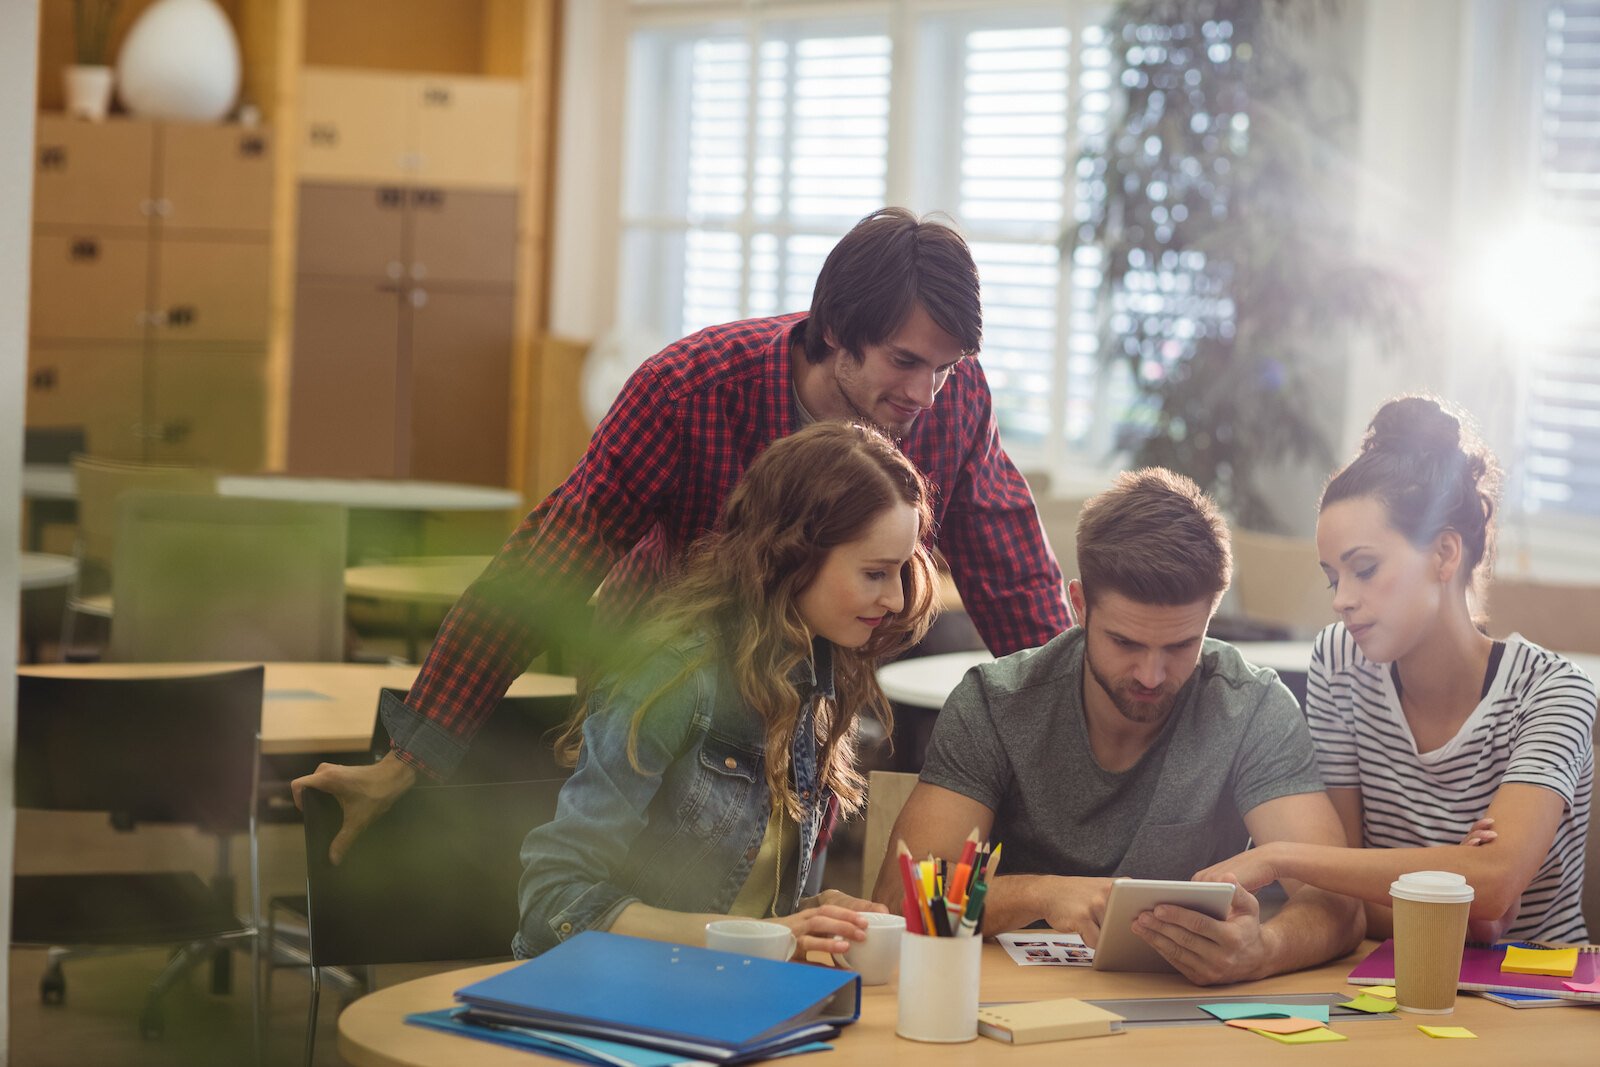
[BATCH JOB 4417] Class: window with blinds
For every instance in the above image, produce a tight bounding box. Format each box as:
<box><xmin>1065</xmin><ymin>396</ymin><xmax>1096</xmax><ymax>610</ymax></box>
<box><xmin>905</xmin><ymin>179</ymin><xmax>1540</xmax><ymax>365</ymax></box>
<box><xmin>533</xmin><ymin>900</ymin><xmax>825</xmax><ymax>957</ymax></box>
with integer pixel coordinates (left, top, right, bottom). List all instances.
<box><xmin>618</xmin><ymin>4</ymin><xmax>1111</xmax><ymax>469</ymax></box>
<box><xmin>1523</xmin><ymin>1</ymin><xmax>1600</xmax><ymax>516</ymax></box>
<box><xmin>620</xmin><ymin>21</ymin><xmax>890</xmax><ymax>342</ymax></box>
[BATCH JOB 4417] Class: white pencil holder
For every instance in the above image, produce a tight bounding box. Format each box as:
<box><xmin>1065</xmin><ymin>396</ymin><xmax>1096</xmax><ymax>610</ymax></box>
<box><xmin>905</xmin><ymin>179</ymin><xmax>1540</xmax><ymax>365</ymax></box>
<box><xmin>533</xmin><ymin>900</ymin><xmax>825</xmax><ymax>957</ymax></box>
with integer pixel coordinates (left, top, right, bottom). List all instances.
<box><xmin>896</xmin><ymin>932</ymin><xmax>981</xmax><ymax>1042</ymax></box>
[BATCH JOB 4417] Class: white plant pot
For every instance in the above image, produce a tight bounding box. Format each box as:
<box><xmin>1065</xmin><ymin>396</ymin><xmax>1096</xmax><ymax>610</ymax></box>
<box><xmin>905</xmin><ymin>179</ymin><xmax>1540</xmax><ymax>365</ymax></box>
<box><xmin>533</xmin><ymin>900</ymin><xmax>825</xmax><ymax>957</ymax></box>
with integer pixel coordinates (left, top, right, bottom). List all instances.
<box><xmin>63</xmin><ymin>65</ymin><xmax>115</xmax><ymax>122</ymax></box>
<box><xmin>117</xmin><ymin>0</ymin><xmax>241</xmax><ymax>122</ymax></box>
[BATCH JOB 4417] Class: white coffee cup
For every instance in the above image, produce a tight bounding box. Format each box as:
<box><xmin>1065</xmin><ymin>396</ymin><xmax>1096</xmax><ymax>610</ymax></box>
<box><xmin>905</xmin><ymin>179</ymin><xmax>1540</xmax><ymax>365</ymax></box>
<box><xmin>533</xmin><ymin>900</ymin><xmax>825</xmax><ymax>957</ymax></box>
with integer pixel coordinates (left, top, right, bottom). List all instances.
<box><xmin>704</xmin><ymin>919</ymin><xmax>796</xmax><ymax>961</ymax></box>
<box><xmin>832</xmin><ymin>911</ymin><xmax>906</xmax><ymax>985</ymax></box>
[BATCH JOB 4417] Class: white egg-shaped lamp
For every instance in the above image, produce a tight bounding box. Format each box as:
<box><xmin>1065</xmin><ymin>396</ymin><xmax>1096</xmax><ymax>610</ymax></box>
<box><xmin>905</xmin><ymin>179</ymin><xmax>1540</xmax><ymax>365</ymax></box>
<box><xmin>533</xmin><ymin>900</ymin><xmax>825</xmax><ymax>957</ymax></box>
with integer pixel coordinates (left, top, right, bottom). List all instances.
<box><xmin>116</xmin><ymin>0</ymin><xmax>241</xmax><ymax>122</ymax></box>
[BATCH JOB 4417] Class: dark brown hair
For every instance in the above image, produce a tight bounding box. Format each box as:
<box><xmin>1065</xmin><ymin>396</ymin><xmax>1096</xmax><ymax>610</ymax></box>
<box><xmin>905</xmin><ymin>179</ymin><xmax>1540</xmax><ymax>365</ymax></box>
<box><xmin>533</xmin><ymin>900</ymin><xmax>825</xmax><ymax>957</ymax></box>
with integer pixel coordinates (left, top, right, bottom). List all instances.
<box><xmin>1076</xmin><ymin>468</ymin><xmax>1232</xmax><ymax>608</ymax></box>
<box><xmin>556</xmin><ymin>421</ymin><xmax>939</xmax><ymax>819</ymax></box>
<box><xmin>803</xmin><ymin>207</ymin><xmax>983</xmax><ymax>365</ymax></box>
<box><xmin>1321</xmin><ymin>395</ymin><xmax>1501</xmax><ymax>586</ymax></box>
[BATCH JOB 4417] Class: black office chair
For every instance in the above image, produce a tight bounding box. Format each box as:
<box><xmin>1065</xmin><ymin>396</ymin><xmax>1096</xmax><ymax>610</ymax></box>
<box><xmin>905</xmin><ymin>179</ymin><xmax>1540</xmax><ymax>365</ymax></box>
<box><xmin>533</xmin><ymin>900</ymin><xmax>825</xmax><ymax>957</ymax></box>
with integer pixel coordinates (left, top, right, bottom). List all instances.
<box><xmin>264</xmin><ymin>690</ymin><xmax>575</xmax><ymax>1002</ymax></box>
<box><xmin>12</xmin><ymin>668</ymin><xmax>264</xmax><ymax>1049</ymax></box>
<box><xmin>293</xmin><ymin>779</ymin><xmax>565</xmax><ymax>1066</ymax></box>
<box><xmin>370</xmin><ymin>688</ymin><xmax>577</xmax><ymax>781</ymax></box>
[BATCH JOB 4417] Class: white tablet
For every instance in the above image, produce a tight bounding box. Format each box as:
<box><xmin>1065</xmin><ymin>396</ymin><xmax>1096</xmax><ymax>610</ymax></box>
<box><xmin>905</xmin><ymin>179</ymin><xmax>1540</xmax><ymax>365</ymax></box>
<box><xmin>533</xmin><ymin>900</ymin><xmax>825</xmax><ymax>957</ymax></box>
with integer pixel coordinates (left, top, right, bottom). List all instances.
<box><xmin>1091</xmin><ymin>877</ymin><xmax>1236</xmax><ymax>973</ymax></box>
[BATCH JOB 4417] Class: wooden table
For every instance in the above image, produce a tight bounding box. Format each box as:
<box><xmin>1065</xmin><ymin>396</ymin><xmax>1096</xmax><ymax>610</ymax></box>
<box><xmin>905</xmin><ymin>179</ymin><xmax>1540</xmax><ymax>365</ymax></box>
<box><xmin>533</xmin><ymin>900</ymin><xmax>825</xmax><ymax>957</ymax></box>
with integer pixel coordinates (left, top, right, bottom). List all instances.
<box><xmin>345</xmin><ymin>556</ymin><xmax>493</xmax><ymax>662</ymax></box>
<box><xmin>16</xmin><ymin>661</ymin><xmax>575</xmax><ymax>756</ymax></box>
<box><xmin>336</xmin><ymin>941</ymin><xmax>1594</xmax><ymax>1067</ymax></box>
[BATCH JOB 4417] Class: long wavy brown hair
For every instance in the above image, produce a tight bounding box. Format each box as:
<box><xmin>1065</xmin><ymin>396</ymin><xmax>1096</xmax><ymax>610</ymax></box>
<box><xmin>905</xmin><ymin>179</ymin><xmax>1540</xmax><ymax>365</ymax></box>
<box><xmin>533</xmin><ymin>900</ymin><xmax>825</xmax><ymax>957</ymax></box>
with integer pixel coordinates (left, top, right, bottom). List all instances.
<box><xmin>554</xmin><ymin>421</ymin><xmax>939</xmax><ymax>819</ymax></box>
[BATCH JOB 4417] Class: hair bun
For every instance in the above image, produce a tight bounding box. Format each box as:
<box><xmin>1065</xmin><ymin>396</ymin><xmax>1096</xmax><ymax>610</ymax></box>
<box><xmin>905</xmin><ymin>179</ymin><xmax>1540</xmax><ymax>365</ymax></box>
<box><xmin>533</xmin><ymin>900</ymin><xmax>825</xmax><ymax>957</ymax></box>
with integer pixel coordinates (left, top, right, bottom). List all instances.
<box><xmin>1364</xmin><ymin>395</ymin><xmax>1461</xmax><ymax>457</ymax></box>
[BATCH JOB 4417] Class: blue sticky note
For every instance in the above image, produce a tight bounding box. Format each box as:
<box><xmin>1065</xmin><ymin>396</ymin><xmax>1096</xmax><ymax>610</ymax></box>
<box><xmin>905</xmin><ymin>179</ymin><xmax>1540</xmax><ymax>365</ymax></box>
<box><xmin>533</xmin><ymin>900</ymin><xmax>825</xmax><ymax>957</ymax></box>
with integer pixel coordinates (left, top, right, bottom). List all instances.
<box><xmin>1200</xmin><ymin>1003</ymin><xmax>1331</xmax><ymax>1023</ymax></box>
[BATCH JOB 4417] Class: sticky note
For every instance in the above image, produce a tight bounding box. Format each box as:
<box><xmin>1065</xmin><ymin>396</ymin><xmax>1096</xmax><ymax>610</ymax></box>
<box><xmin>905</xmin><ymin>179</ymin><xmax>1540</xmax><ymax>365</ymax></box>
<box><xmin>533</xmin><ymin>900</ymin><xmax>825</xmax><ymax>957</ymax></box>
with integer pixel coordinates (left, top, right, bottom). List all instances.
<box><xmin>1225</xmin><ymin>1017</ymin><xmax>1326</xmax><ymax>1035</ymax></box>
<box><xmin>1501</xmin><ymin>945</ymin><xmax>1578</xmax><ymax>977</ymax></box>
<box><xmin>1341</xmin><ymin>994</ymin><xmax>1398</xmax><ymax>1014</ymax></box>
<box><xmin>1356</xmin><ymin>985</ymin><xmax>1396</xmax><ymax>999</ymax></box>
<box><xmin>1418</xmin><ymin>1026</ymin><xmax>1476</xmax><ymax>1039</ymax></box>
<box><xmin>1200</xmin><ymin>1003</ymin><xmax>1331</xmax><ymax>1023</ymax></box>
<box><xmin>1563</xmin><ymin>977</ymin><xmax>1600</xmax><ymax>994</ymax></box>
<box><xmin>1256</xmin><ymin>1027</ymin><xmax>1347</xmax><ymax>1045</ymax></box>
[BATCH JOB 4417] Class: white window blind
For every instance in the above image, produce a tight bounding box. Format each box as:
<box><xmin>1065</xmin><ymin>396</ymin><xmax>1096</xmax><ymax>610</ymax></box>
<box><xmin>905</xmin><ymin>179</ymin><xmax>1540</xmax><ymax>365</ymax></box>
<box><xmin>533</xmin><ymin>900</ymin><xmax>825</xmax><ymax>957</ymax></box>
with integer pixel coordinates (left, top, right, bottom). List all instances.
<box><xmin>1523</xmin><ymin>1</ymin><xmax>1600</xmax><ymax>516</ymax></box>
<box><xmin>620</xmin><ymin>21</ymin><xmax>890</xmax><ymax>342</ymax></box>
<box><xmin>618</xmin><ymin>4</ymin><xmax>1110</xmax><ymax>471</ymax></box>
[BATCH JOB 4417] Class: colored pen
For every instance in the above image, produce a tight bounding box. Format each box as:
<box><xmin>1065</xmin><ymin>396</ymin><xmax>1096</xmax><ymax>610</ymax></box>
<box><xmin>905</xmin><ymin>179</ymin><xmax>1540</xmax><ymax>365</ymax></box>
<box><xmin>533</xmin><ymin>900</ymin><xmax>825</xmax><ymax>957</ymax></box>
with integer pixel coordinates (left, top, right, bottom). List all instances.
<box><xmin>896</xmin><ymin>842</ymin><xmax>926</xmax><ymax>935</ymax></box>
<box><xmin>958</xmin><ymin>880</ymin><xmax>989</xmax><ymax>936</ymax></box>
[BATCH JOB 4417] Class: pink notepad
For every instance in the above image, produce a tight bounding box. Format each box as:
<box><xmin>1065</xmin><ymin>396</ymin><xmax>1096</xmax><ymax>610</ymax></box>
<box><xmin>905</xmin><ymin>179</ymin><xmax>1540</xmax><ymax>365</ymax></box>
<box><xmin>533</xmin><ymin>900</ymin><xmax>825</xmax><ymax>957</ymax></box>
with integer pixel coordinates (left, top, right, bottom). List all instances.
<box><xmin>1348</xmin><ymin>941</ymin><xmax>1600</xmax><ymax>1003</ymax></box>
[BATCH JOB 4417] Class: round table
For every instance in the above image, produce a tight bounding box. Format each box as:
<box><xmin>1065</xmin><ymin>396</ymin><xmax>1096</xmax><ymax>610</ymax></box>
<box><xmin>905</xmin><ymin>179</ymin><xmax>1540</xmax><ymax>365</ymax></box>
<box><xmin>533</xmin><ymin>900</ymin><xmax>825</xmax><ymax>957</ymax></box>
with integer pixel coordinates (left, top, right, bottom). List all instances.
<box><xmin>19</xmin><ymin>552</ymin><xmax>77</xmax><ymax>591</ymax></box>
<box><xmin>344</xmin><ymin>556</ymin><xmax>494</xmax><ymax>661</ymax></box>
<box><xmin>335</xmin><ymin>941</ymin><xmax>1584</xmax><ymax>1067</ymax></box>
<box><xmin>21</xmin><ymin>465</ymin><xmax>522</xmax><ymax>511</ymax></box>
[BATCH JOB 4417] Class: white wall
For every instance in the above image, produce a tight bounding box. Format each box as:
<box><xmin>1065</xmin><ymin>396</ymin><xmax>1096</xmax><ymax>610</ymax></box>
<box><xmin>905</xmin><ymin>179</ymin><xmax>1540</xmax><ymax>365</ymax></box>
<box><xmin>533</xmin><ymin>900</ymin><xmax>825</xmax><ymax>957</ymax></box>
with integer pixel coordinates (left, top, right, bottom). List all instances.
<box><xmin>1</xmin><ymin>1</ymin><xmax>42</xmax><ymax>1059</ymax></box>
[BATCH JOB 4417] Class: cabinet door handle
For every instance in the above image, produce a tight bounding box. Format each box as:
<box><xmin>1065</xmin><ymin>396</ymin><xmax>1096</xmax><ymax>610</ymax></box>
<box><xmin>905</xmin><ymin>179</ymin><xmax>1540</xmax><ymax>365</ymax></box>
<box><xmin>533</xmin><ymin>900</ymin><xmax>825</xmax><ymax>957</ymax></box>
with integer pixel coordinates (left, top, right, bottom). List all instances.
<box><xmin>69</xmin><ymin>238</ymin><xmax>100</xmax><ymax>261</ymax></box>
<box><xmin>310</xmin><ymin>122</ymin><xmax>339</xmax><ymax>147</ymax></box>
<box><xmin>377</xmin><ymin>187</ymin><xmax>405</xmax><ymax>209</ymax></box>
<box><xmin>39</xmin><ymin>145</ymin><xmax>66</xmax><ymax>170</ymax></box>
<box><xmin>164</xmin><ymin>306</ymin><xmax>197</xmax><ymax>328</ymax></box>
<box><xmin>30</xmin><ymin>367</ymin><xmax>58</xmax><ymax>391</ymax></box>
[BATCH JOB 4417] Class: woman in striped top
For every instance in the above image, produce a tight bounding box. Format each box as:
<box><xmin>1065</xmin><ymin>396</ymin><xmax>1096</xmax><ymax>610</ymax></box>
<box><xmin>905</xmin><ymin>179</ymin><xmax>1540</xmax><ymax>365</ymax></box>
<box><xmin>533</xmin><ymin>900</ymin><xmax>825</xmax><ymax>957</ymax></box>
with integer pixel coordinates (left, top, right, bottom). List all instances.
<box><xmin>1200</xmin><ymin>397</ymin><xmax>1594</xmax><ymax>943</ymax></box>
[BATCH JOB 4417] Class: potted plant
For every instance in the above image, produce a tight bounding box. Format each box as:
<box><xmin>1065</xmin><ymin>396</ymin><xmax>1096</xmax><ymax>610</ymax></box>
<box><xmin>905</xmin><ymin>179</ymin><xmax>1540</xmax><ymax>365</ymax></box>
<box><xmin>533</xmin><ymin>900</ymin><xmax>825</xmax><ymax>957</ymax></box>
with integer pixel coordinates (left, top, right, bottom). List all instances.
<box><xmin>1072</xmin><ymin>0</ymin><xmax>1411</xmax><ymax>531</ymax></box>
<box><xmin>65</xmin><ymin>0</ymin><xmax>120</xmax><ymax>121</ymax></box>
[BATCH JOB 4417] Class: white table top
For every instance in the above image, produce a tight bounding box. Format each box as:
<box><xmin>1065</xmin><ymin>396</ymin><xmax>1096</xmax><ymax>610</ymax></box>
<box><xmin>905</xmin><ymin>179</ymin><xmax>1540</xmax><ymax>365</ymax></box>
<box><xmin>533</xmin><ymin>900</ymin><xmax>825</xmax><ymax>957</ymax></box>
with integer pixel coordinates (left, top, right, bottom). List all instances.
<box><xmin>22</xmin><ymin>465</ymin><xmax>522</xmax><ymax>512</ymax></box>
<box><xmin>877</xmin><ymin>642</ymin><xmax>1600</xmax><ymax>710</ymax></box>
<box><xmin>18</xmin><ymin>552</ymin><xmax>78</xmax><ymax>591</ymax></box>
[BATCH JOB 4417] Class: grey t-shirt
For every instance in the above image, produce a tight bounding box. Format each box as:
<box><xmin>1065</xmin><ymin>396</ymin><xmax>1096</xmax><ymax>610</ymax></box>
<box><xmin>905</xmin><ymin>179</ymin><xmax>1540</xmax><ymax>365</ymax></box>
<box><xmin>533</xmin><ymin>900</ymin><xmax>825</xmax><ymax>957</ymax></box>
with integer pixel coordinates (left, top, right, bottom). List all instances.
<box><xmin>920</xmin><ymin>628</ymin><xmax>1324</xmax><ymax>879</ymax></box>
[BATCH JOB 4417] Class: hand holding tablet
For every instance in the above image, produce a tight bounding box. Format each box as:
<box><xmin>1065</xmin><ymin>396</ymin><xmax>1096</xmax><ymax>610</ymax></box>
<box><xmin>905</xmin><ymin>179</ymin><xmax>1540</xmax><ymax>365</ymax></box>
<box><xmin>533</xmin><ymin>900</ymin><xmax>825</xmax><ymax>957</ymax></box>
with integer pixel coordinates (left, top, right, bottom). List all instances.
<box><xmin>1091</xmin><ymin>877</ymin><xmax>1238</xmax><ymax>974</ymax></box>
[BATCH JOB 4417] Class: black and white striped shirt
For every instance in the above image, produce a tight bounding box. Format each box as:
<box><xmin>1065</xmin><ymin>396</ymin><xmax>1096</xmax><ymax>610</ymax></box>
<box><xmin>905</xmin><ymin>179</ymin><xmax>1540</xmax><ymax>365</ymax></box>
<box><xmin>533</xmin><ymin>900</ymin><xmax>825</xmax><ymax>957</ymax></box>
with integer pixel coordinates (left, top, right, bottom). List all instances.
<box><xmin>1307</xmin><ymin>623</ymin><xmax>1596</xmax><ymax>942</ymax></box>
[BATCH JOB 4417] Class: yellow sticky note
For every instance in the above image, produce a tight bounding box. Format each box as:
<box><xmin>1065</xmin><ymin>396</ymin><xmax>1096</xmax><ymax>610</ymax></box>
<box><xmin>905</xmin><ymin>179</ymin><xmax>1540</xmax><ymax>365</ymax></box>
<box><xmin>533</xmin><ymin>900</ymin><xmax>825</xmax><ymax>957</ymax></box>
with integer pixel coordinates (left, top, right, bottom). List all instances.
<box><xmin>1226</xmin><ymin>1017</ymin><xmax>1326</xmax><ymax>1035</ymax></box>
<box><xmin>1359</xmin><ymin>985</ymin><xmax>1397</xmax><ymax>999</ymax></box>
<box><xmin>1341</xmin><ymin>994</ymin><xmax>1398</xmax><ymax>1014</ymax></box>
<box><xmin>1418</xmin><ymin>1026</ymin><xmax>1476</xmax><ymax>1039</ymax></box>
<box><xmin>1256</xmin><ymin>1027</ymin><xmax>1347</xmax><ymax>1045</ymax></box>
<box><xmin>1502</xmin><ymin>945</ymin><xmax>1578</xmax><ymax>977</ymax></box>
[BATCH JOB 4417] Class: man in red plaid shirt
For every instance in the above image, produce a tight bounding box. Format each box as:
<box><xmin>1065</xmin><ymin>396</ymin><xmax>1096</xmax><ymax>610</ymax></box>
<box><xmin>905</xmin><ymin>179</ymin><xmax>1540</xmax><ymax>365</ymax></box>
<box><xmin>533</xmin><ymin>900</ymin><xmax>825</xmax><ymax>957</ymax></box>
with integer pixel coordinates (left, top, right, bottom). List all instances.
<box><xmin>295</xmin><ymin>208</ymin><xmax>1072</xmax><ymax>861</ymax></box>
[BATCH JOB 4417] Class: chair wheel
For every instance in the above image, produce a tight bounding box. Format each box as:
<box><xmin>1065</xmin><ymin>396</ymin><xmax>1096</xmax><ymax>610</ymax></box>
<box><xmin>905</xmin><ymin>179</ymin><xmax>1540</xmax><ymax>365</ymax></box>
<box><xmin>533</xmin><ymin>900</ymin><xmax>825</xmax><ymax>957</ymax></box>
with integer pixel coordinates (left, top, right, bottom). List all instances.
<box><xmin>140</xmin><ymin>1006</ymin><xmax>164</xmax><ymax>1040</ymax></box>
<box><xmin>40</xmin><ymin>968</ymin><xmax>65</xmax><ymax>1005</ymax></box>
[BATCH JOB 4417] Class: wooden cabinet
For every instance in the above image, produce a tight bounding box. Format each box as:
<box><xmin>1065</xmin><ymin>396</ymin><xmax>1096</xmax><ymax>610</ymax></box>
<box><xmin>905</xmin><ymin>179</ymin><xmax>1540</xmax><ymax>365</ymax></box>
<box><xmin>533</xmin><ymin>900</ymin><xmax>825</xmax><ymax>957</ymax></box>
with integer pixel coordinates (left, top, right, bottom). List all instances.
<box><xmin>288</xmin><ymin>182</ymin><xmax>516</xmax><ymax>485</ymax></box>
<box><xmin>25</xmin><ymin>115</ymin><xmax>274</xmax><ymax>469</ymax></box>
<box><xmin>298</xmin><ymin>68</ymin><xmax>522</xmax><ymax>190</ymax></box>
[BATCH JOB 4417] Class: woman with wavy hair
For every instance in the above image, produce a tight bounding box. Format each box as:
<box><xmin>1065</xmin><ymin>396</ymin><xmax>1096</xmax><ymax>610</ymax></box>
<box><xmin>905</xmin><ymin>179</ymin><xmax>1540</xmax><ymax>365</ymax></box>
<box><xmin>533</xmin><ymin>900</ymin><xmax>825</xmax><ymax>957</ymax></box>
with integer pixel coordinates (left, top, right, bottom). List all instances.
<box><xmin>515</xmin><ymin>421</ymin><xmax>939</xmax><ymax>958</ymax></box>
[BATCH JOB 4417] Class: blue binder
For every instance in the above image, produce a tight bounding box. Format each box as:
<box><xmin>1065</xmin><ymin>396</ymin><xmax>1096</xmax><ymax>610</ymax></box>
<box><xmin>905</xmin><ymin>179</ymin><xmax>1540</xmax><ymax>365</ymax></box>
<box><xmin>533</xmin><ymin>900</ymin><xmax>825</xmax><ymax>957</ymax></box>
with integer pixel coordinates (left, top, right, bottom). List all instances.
<box><xmin>452</xmin><ymin>931</ymin><xmax>861</xmax><ymax>1062</ymax></box>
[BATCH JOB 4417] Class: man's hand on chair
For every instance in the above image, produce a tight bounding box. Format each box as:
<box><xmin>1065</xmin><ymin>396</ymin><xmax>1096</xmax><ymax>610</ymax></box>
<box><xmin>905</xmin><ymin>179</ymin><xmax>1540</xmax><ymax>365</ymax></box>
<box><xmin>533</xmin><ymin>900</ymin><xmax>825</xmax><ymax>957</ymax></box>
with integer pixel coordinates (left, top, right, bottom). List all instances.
<box><xmin>291</xmin><ymin>753</ymin><xmax>417</xmax><ymax>864</ymax></box>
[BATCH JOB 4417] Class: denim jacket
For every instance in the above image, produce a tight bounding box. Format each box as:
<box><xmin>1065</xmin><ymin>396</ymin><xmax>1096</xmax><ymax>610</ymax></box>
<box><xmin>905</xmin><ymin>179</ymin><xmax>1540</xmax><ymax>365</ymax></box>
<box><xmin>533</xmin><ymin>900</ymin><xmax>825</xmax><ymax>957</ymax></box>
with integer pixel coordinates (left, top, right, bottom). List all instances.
<box><xmin>514</xmin><ymin>632</ymin><xmax>836</xmax><ymax>958</ymax></box>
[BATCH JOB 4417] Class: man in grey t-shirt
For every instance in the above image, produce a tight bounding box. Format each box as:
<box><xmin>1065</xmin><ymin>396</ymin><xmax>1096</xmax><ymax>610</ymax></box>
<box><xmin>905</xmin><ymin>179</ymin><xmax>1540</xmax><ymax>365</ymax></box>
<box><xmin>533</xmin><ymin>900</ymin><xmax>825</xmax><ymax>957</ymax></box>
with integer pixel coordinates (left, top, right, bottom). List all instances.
<box><xmin>873</xmin><ymin>469</ymin><xmax>1362</xmax><ymax>986</ymax></box>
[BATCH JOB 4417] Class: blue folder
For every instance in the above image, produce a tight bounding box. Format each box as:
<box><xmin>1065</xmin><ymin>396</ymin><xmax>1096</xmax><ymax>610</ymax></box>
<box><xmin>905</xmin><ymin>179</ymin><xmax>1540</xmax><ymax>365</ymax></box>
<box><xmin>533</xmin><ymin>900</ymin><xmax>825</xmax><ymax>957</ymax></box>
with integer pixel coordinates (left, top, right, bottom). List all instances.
<box><xmin>407</xmin><ymin>1008</ymin><xmax>834</xmax><ymax>1066</ymax></box>
<box><xmin>452</xmin><ymin>931</ymin><xmax>860</xmax><ymax>1062</ymax></box>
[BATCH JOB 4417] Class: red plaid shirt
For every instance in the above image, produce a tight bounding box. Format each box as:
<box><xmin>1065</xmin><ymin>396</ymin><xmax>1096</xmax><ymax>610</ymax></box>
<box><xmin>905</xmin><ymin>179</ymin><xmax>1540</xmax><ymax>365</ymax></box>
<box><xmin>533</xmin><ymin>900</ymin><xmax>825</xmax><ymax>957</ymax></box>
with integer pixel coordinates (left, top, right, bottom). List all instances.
<box><xmin>386</xmin><ymin>314</ymin><xmax>1071</xmax><ymax>778</ymax></box>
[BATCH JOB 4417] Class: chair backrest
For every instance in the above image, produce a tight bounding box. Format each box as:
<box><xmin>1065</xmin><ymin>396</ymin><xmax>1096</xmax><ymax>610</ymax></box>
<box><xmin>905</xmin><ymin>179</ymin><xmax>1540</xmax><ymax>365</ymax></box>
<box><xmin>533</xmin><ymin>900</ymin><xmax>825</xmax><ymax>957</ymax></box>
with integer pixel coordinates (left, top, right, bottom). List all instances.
<box><xmin>371</xmin><ymin>689</ymin><xmax>576</xmax><ymax>784</ymax></box>
<box><xmin>301</xmin><ymin>780</ymin><xmax>564</xmax><ymax>966</ymax></box>
<box><xmin>72</xmin><ymin>455</ymin><xmax>218</xmax><ymax>590</ymax></box>
<box><xmin>108</xmin><ymin>492</ymin><xmax>347</xmax><ymax>662</ymax></box>
<box><xmin>24</xmin><ymin>426</ymin><xmax>86</xmax><ymax>465</ymax></box>
<box><xmin>1482</xmin><ymin>578</ymin><xmax>1600</xmax><ymax>656</ymax></box>
<box><xmin>1034</xmin><ymin>495</ymin><xmax>1086</xmax><ymax>584</ymax></box>
<box><xmin>1231</xmin><ymin>528</ymin><xmax>1331</xmax><ymax>638</ymax></box>
<box><xmin>861</xmin><ymin>770</ymin><xmax>920</xmax><ymax>898</ymax></box>
<box><xmin>15</xmin><ymin>668</ymin><xmax>264</xmax><ymax>835</ymax></box>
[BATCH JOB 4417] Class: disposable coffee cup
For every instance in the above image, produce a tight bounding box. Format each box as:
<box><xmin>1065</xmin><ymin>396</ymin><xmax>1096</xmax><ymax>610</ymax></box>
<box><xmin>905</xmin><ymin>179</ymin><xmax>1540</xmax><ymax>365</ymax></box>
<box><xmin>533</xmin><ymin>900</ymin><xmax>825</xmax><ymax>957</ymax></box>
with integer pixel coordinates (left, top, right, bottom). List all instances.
<box><xmin>832</xmin><ymin>912</ymin><xmax>905</xmax><ymax>985</ymax></box>
<box><xmin>896</xmin><ymin>932</ymin><xmax>981</xmax><ymax>1042</ymax></box>
<box><xmin>704</xmin><ymin>919</ymin><xmax>795</xmax><ymax>961</ymax></box>
<box><xmin>1389</xmin><ymin>871</ymin><xmax>1474</xmax><ymax>1014</ymax></box>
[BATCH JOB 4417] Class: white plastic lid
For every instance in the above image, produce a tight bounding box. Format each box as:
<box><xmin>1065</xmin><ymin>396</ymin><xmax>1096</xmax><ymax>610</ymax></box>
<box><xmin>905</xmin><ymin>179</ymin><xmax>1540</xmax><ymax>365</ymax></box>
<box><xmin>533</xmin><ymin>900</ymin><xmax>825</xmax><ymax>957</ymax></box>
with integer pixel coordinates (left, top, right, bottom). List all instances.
<box><xmin>1389</xmin><ymin>870</ymin><xmax>1475</xmax><ymax>904</ymax></box>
